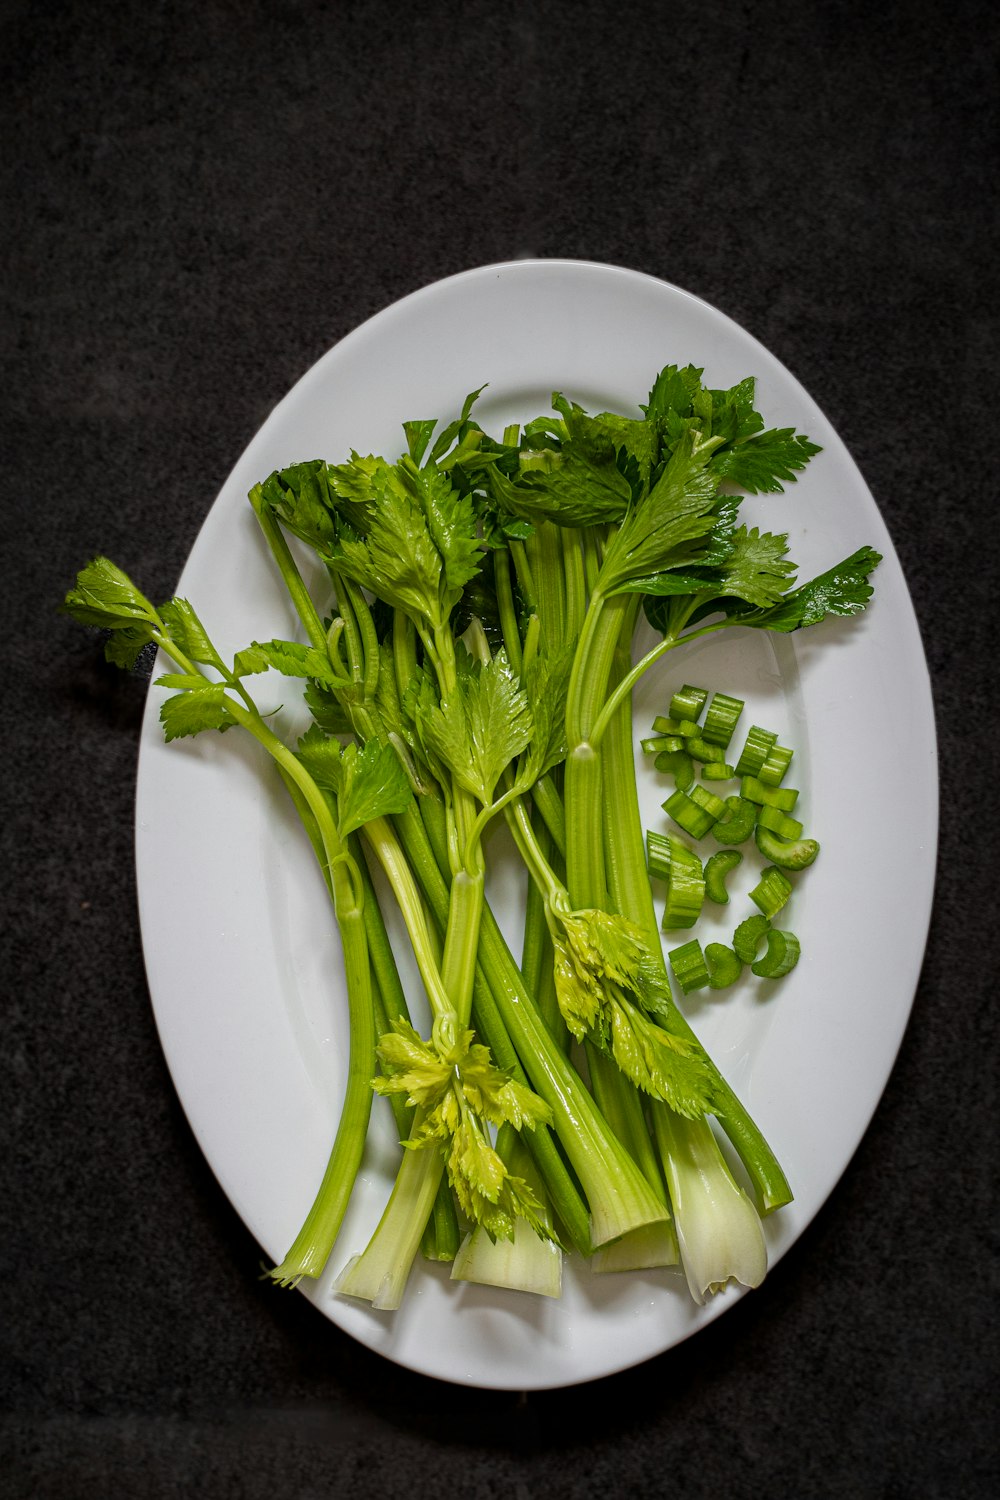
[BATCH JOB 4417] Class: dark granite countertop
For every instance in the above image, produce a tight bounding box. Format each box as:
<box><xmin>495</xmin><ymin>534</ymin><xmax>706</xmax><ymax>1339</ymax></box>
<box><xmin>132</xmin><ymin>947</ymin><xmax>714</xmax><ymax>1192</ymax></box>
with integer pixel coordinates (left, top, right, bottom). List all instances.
<box><xmin>3</xmin><ymin>1</ymin><xmax>997</xmax><ymax>1495</ymax></box>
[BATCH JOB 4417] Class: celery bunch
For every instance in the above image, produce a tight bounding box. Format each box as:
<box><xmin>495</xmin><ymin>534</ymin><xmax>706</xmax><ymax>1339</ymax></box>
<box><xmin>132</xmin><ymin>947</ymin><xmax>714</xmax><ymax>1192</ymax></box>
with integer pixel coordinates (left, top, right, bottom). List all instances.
<box><xmin>65</xmin><ymin>362</ymin><xmax>879</xmax><ymax>1311</ymax></box>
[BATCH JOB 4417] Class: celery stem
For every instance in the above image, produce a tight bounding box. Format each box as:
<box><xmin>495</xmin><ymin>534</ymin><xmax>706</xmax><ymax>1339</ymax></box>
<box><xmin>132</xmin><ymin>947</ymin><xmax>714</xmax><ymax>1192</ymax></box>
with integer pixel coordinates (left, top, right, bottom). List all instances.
<box><xmin>564</xmin><ymin>742</ymin><xmax>605</xmax><ymax>909</ymax></box>
<box><xmin>530</xmin><ymin>775</ymin><xmax>567</xmax><ymax>857</ymax></box>
<box><xmin>269</xmin><ymin>897</ymin><xmax>375</xmax><ymax>1282</ymax></box>
<box><xmin>362</xmin><ymin>817</ymin><xmax>454</xmax><ymax>1020</ymax></box>
<box><xmin>494</xmin><ymin>547</ymin><xmax>523</xmax><ymax>675</ymax></box>
<box><xmin>440</xmin><ymin>868</ymin><xmax>484</xmax><ymax>1025</ymax></box>
<box><xmin>335</xmin><ymin>1138</ymin><xmax>445</xmax><ymax>1309</ymax></box>
<box><xmin>247</xmin><ymin>498</ymin><xmax>329</xmax><ymax>654</ymax></box>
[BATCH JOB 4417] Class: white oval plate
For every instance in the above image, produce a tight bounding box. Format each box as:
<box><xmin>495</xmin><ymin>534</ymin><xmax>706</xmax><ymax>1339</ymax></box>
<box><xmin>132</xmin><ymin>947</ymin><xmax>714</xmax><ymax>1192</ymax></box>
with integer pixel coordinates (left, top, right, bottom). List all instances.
<box><xmin>135</xmin><ymin>261</ymin><xmax>937</xmax><ymax>1389</ymax></box>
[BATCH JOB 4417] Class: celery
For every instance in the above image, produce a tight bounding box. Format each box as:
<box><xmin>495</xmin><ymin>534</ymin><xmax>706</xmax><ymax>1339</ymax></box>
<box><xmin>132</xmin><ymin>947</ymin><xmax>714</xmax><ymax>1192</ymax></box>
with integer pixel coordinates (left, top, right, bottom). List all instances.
<box><xmin>67</xmin><ymin>357</ymin><xmax>881</xmax><ymax>1317</ymax></box>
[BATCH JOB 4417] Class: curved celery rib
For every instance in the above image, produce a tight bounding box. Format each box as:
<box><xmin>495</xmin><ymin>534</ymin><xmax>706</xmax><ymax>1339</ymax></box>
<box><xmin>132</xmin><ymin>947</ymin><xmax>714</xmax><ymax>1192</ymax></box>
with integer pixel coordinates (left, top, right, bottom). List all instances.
<box><xmin>268</xmin><ymin>906</ymin><xmax>376</xmax><ymax>1286</ymax></box>
<box><xmin>599</xmin><ymin>640</ymin><xmax>792</xmax><ymax>1212</ymax></box>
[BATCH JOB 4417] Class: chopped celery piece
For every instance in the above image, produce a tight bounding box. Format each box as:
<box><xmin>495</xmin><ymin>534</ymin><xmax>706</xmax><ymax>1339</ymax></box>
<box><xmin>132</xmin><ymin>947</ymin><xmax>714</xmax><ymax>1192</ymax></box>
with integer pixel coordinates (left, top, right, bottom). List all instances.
<box><xmin>654</xmin><ymin>714</ymin><xmax>701</xmax><ymax>739</ymax></box>
<box><xmin>759</xmin><ymin>743</ymin><xmax>794</xmax><ymax>786</ymax></box>
<box><xmin>704</xmin><ymin>850</ymin><xmax>742</xmax><ymax>905</ymax></box>
<box><xmin>751</xmin><ymin>928</ymin><xmax>801</xmax><ymax>978</ymax></box>
<box><xmin>653</xmin><ymin>713</ymin><xmax>700</xmax><ymax>738</ymax></box>
<box><xmin>756</xmin><ymin>804</ymin><xmax>804</xmax><ymax>841</ymax></box>
<box><xmin>749</xmin><ymin>865</ymin><xmax>793</xmax><ymax>919</ymax></box>
<box><xmin>688</xmin><ymin>783</ymin><xmax>726</xmax><ymax>821</ymax></box>
<box><xmin>654</xmin><ymin>749</ymin><xmax>695</xmax><ymax>790</ymax></box>
<box><xmin>646</xmin><ymin>829</ymin><xmax>676</xmax><ymax>881</ymax></box>
<box><xmin>668</xmin><ymin>939</ymin><xmax>711</xmax><ymax>993</ymax></box>
<box><xmin>701</xmin><ymin>761</ymin><xmax>735</xmax><ymax>781</ymax></box>
<box><xmin>686</xmin><ymin>736</ymin><xmax>727</xmax><ymax>764</ymax></box>
<box><xmin>705</xmin><ymin>943</ymin><xmax>743</xmax><ymax>989</ymax></box>
<box><xmin>646</xmin><ymin>832</ymin><xmax>705</xmax><ymax>930</ymax></box>
<box><xmin>669</xmin><ymin>684</ymin><xmax>708</xmax><ymax>721</ymax></box>
<box><xmin>754</xmin><ymin>824</ymin><xmax>820</xmax><ymax>870</ymax></box>
<box><xmin>733</xmin><ymin>914</ymin><xmax>771</xmax><ymax>963</ymax></box>
<box><xmin>663</xmin><ymin>787</ymin><xmax>717</xmax><ymax>838</ymax></box>
<box><xmin>702</xmin><ymin>692</ymin><xmax>744</xmax><ymax>748</ymax></box>
<box><xmin>740</xmin><ymin>774</ymin><xmax>799</xmax><ymax>811</ymax></box>
<box><xmin>734</xmin><ymin>725</ymin><xmax>778</xmax><ymax>777</ymax></box>
<box><xmin>711</xmin><ymin>795</ymin><xmax>757</xmax><ymax>845</ymax></box>
<box><xmin>641</xmin><ymin>735</ymin><xmax>676</xmax><ymax>754</ymax></box>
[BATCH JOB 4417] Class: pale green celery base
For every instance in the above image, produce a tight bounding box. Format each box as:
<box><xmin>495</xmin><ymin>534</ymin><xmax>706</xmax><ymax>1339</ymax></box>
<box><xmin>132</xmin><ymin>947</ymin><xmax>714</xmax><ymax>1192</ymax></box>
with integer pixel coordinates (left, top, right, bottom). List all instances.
<box><xmin>589</xmin><ymin>1218</ymin><xmax>679</xmax><ymax>1273</ymax></box>
<box><xmin>653</xmin><ymin>1105</ymin><xmax>767</xmax><ymax>1306</ymax></box>
<box><xmin>449</xmin><ymin>1123</ymin><xmax>563</xmax><ymax>1297</ymax></box>
<box><xmin>584</xmin><ymin>1179</ymin><xmax>669</xmax><ymax>1249</ymax></box>
<box><xmin>451</xmin><ymin>1222</ymin><xmax>563</xmax><ymax>1299</ymax></box>
<box><xmin>334</xmin><ymin>1144</ymin><xmax>444</xmax><ymax>1310</ymax></box>
<box><xmin>585</xmin><ymin>1044</ymin><xmax>676</xmax><ymax>1267</ymax></box>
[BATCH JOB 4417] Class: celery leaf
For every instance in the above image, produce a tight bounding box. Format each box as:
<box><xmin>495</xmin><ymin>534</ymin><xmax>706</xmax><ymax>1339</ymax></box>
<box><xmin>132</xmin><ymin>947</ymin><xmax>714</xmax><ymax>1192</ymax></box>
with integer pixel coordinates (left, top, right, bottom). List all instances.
<box><xmin>711</xmin><ymin>525</ymin><xmax>798</xmax><ymax>608</ymax></box>
<box><xmin>608</xmin><ymin>998</ymin><xmax>716</xmax><ymax>1118</ymax></box>
<box><xmin>294</xmin><ymin>727</ymin><xmax>344</xmax><ymax>795</ymax></box>
<box><xmin>159</xmin><ymin>684</ymin><xmax>235</xmax><ymax>741</ymax></box>
<box><xmin>103</xmin><ymin>623</ymin><xmax>155</xmax><ymax>669</ymax></box>
<box><xmin>235</xmin><ymin>638</ymin><xmax>347</xmax><ymax>690</ymax></box>
<box><xmin>515</xmin><ymin>644</ymin><xmax>573</xmax><ymax>787</ymax></box>
<box><xmin>334</xmin><ymin>460</ymin><xmax>481</xmax><ymax>631</ymax></box>
<box><xmin>416</xmin><ymin>650</ymin><xmax>533</xmax><ymax>806</ymax></box>
<box><xmin>732</xmin><ymin>546</ymin><xmax>882</xmax><ymax>631</ymax></box>
<box><xmin>335</xmin><ymin>738</ymin><xmax>413</xmax><ymax>837</ymax></box>
<box><xmin>713</xmin><ymin>428</ymin><xmax>821</xmax><ymax>494</ymax></box>
<box><xmin>706</xmin><ymin>377</ymin><xmax>765</xmax><ymax>445</ymax></box>
<box><xmin>403</xmin><ymin>419</ymin><xmax>437</xmax><ymax>466</ymax></box>
<box><xmin>158</xmin><ymin>598</ymin><xmax>225</xmax><ymax>670</ymax></box>
<box><xmin>63</xmin><ymin>557</ymin><xmax>160</xmax><ymax>630</ymax></box>
<box><xmin>598</xmin><ymin>430</ymin><xmax>722</xmax><ymax>595</ymax></box>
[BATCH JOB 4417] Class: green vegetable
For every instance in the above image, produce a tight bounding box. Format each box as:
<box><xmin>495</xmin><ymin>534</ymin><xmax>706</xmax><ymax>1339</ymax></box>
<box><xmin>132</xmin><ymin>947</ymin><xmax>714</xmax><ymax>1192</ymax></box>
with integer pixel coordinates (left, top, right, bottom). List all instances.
<box><xmin>67</xmin><ymin>356</ymin><xmax>879</xmax><ymax>1315</ymax></box>
<box><xmin>704</xmin><ymin>850</ymin><xmax>743</xmax><ymax>905</ymax></box>
<box><xmin>668</xmin><ymin>939</ymin><xmax>711</xmax><ymax>993</ymax></box>
<box><xmin>750</xmin><ymin>866</ymin><xmax>793</xmax><ymax>920</ymax></box>
<box><xmin>752</xmin><ymin>929</ymin><xmax>801</xmax><ymax>978</ymax></box>
<box><xmin>647</xmin><ymin>831</ymin><xmax>706</xmax><ymax>929</ymax></box>
<box><xmin>685</xmin><ymin>735</ymin><xmax>728</xmax><ymax>765</ymax></box>
<box><xmin>756</xmin><ymin>804</ymin><xmax>805</xmax><ymax>841</ymax></box>
<box><xmin>656</xmin><ymin>748</ymin><xmax>695</xmax><ymax>789</ymax></box>
<box><xmin>759</xmin><ymin>742</ymin><xmax>795</xmax><ymax>785</ymax></box>
<box><xmin>700</xmin><ymin>762</ymin><xmax>735</xmax><ymax>781</ymax></box>
<box><xmin>734</xmin><ymin>914</ymin><xmax>772</xmax><ymax>964</ymax></box>
<box><xmin>63</xmin><ymin>560</ymin><xmax>397</xmax><ymax>1285</ymax></box>
<box><xmin>701</xmin><ymin>692</ymin><xmax>744</xmax><ymax>748</ymax></box>
<box><xmin>734</xmin><ymin>724</ymin><xmax>778</xmax><ymax>777</ymax></box>
<box><xmin>711</xmin><ymin>795</ymin><xmax>758</xmax><ymax>845</ymax></box>
<box><xmin>754</xmin><ymin>823</ymin><xmax>820</xmax><ymax>870</ymax></box>
<box><xmin>689</xmin><ymin>783</ymin><xmax>727</xmax><ymax>821</ymax></box>
<box><xmin>669</xmin><ymin>684</ymin><xmax>708</xmax><ymax>720</ymax></box>
<box><xmin>705</xmin><ymin>943</ymin><xmax>743</xmax><ymax>989</ymax></box>
<box><xmin>663</xmin><ymin>787</ymin><xmax>718</xmax><ymax>838</ymax></box>
<box><xmin>740</xmin><ymin>774</ymin><xmax>799</xmax><ymax>812</ymax></box>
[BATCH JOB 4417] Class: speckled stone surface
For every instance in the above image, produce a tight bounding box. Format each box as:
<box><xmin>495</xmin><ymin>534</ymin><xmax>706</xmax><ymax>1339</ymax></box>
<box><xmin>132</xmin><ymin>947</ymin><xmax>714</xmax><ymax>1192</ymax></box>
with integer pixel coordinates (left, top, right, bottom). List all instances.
<box><xmin>3</xmin><ymin>1</ymin><xmax>997</xmax><ymax>1495</ymax></box>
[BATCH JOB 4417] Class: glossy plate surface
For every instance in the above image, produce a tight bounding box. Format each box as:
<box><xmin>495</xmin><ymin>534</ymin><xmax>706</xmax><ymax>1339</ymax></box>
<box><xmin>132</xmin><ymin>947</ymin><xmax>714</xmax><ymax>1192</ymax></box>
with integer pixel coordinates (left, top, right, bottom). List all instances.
<box><xmin>135</xmin><ymin>261</ymin><xmax>937</xmax><ymax>1388</ymax></box>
